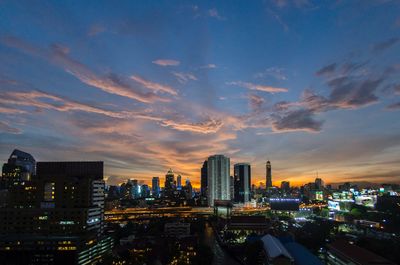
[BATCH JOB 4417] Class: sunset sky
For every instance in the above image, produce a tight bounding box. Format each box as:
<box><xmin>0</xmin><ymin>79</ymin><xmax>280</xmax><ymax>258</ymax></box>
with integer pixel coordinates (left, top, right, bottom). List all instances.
<box><xmin>1</xmin><ymin>1</ymin><xmax>400</xmax><ymax>187</ymax></box>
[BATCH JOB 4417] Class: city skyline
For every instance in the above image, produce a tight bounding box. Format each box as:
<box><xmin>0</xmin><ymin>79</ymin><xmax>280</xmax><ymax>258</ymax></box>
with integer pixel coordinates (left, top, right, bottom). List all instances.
<box><xmin>1</xmin><ymin>1</ymin><xmax>400</xmax><ymax>188</ymax></box>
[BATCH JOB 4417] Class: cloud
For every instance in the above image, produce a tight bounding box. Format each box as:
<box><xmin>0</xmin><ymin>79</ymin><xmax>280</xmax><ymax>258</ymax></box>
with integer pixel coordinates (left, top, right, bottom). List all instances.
<box><xmin>207</xmin><ymin>8</ymin><xmax>226</xmax><ymax>20</ymax></box>
<box><xmin>172</xmin><ymin>72</ymin><xmax>197</xmax><ymax>84</ymax></box>
<box><xmin>272</xmin><ymin>109</ymin><xmax>323</xmax><ymax>132</ymax></box>
<box><xmin>0</xmin><ymin>121</ymin><xmax>21</xmax><ymax>134</ymax></box>
<box><xmin>1</xmin><ymin>35</ymin><xmax>167</xmax><ymax>103</ymax></box>
<box><xmin>271</xmin><ymin>0</ymin><xmax>314</xmax><ymax>9</ymax></box>
<box><xmin>152</xmin><ymin>59</ymin><xmax>180</xmax><ymax>66</ymax></box>
<box><xmin>227</xmin><ymin>81</ymin><xmax>288</xmax><ymax>93</ymax></box>
<box><xmin>394</xmin><ymin>84</ymin><xmax>400</xmax><ymax>95</ymax></box>
<box><xmin>327</xmin><ymin>77</ymin><xmax>382</xmax><ymax>109</ymax></box>
<box><xmin>160</xmin><ymin>117</ymin><xmax>223</xmax><ymax>134</ymax></box>
<box><xmin>372</xmin><ymin>37</ymin><xmax>400</xmax><ymax>53</ymax></box>
<box><xmin>249</xmin><ymin>94</ymin><xmax>265</xmax><ymax>111</ymax></box>
<box><xmin>200</xmin><ymin>64</ymin><xmax>217</xmax><ymax>69</ymax></box>
<box><xmin>316</xmin><ymin>63</ymin><xmax>336</xmax><ymax>76</ymax></box>
<box><xmin>51</xmin><ymin>48</ymin><xmax>168</xmax><ymax>103</ymax></box>
<box><xmin>130</xmin><ymin>75</ymin><xmax>178</xmax><ymax>95</ymax></box>
<box><xmin>386</xmin><ymin>102</ymin><xmax>400</xmax><ymax>110</ymax></box>
<box><xmin>88</xmin><ymin>24</ymin><xmax>106</xmax><ymax>36</ymax></box>
<box><xmin>254</xmin><ymin>67</ymin><xmax>288</xmax><ymax>80</ymax></box>
<box><xmin>0</xmin><ymin>90</ymin><xmax>129</xmax><ymax>118</ymax></box>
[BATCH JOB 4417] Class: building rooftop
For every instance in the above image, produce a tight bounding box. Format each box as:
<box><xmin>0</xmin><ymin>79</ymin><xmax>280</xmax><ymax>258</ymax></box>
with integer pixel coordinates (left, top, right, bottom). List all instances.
<box><xmin>328</xmin><ymin>239</ymin><xmax>395</xmax><ymax>265</ymax></box>
<box><xmin>284</xmin><ymin>242</ymin><xmax>323</xmax><ymax>265</ymax></box>
<box><xmin>261</xmin><ymin>234</ymin><xmax>294</xmax><ymax>261</ymax></box>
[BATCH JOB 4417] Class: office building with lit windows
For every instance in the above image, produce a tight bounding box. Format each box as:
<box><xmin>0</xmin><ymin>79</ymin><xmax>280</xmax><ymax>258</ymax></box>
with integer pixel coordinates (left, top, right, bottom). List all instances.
<box><xmin>0</xmin><ymin>149</ymin><xmax>36</xmax><ymax>190</ymax></box>
<box><xmin>0</xmin><ymin>159</ymin><xmax>113</xmax><ymax>265</ymax></box>
<box><xmin>207</xmin><ymin>155</ymin><xmax>230</xmax><ymax>206</ymax></box>
<box><xmin>233</xmin><ymin>163</ymin><xmax>251</xmax><ymax>204</ymax></box>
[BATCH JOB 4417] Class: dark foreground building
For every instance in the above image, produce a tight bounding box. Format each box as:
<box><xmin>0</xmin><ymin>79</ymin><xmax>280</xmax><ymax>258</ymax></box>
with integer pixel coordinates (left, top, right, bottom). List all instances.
<box><xmin>0</xmin><ymin>159</ymin><xmax>113</xmax><ymax>265</ymax></box>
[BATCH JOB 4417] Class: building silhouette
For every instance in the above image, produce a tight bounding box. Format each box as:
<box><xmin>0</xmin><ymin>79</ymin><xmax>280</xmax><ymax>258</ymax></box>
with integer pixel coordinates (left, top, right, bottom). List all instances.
<box><xmin>152</xmin><ymin>176</ymin><xmax>160</xmax><ymax>197</ymax></box>
<box><xmin>200</xmin><ymin>160</ymin><xmax>208</xmax><ymax>197</ymax></box>
<box><xmin>266</xmin><ymin>160</ymin><xmax>272</xmax><ymax>188</ymax></box>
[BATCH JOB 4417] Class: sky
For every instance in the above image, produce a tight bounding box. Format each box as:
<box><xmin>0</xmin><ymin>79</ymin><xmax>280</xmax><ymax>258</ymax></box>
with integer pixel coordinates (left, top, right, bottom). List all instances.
<box><xmin>0</xmin><ymin>0</ymin><xmax>400</xmax><ymax>188</ymax></box>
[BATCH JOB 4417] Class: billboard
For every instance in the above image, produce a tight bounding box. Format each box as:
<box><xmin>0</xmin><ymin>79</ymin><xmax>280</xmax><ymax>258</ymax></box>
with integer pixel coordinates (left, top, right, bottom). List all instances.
<box><xmin>328</xmin><ymin>200</ymin><xmax>340</xmax><ymax>211</ymax></box>
<box><xmin>355</xmin><ymin>195</ymin><xmax>377</xmax><ymax>208</ymax></box>
<box><xmin>270</xmin><ymin>198</ymin><xmax>300</xmax><ymax>211</ymax></box>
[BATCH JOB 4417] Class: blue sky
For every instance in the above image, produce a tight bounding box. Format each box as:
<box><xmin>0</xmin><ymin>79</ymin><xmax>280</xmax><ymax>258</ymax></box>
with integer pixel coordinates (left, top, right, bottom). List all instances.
<box><xmin>1</xmin><ymin>0</ymin><xmax>400</xmax><ymax>186</ymax></box>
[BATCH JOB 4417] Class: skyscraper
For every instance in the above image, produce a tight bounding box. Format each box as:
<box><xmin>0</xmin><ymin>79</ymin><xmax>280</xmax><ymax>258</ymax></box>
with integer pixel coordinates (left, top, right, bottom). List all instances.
<box><xmin>207</xmin><ymin>155</ymin><xmax>230</xmax><ymax>206</ymax></box>
<box><xmin>1</xmin><ymin>149</ymin><xmax>36</xmax><ymax>190</ymax></box>
<box><xmin>177</xmin><ymin>174</ymin><xmax>182</xmax><ymax>190</ymax></box>
<box><xmin>266</xmin><ymin>160</ymin><xmax>272</xmax><ymax>188</ymax></box>
<box><xmin>152</xmin><ymin>176</ymin><xmax>160</xmax><ymax>197</ymax></box>
<box><xmin>164</xmin><ymin>169</ymin><xmax>175</xmax><ymax>197</ymax></box>
<box><xmin>315</xmin><ymin>178</ymin><xmax>324</xmax><ymax>190</ymax></box>
<box><xmin>201</xmin><ymin>160</ymin><xmax>208</xmax><ymax>197</ymax></box>
<box><xmin>184</xmin><ymin>178</ymin><xmax>193</xmax><ymax>199</ymax></box>
<box><xmin>0</xmin><ymin>160</ymin><xmax>113</xmax><ymax>264</ymax></box>
<box><xmin>234</xmin><ymin>163</ymin><xmax>251</xmax><ymax>203</ymax></box>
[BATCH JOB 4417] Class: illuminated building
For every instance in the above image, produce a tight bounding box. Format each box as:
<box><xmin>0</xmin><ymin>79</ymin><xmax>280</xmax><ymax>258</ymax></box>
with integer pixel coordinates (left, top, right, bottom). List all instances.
<box><xmin>141</xmin><ymin>184</ymin><xmax>150</xmax><ymax>198</ymax></box>
<box><xmin>266</xmin><ymin>161</ymin><xmax>272</xmax><ymax>188</ymax></box>
<box><xmin>131</xmin><ymin>179</ymin><xmax>140</xmax><ymax>199</ymax></box>
<box><xmin>269</xmin><ymin>197</ymin><xmax>300</xmax><ymax>211</ymax></box>
<box><xmin>177</xmin><ymin>175</ymin><xmax>182</xmax><ymax>190</ymax></box>
<box><xmin>207</xmin><ymin>155</ymin><xmax>230</xmax><ymax>206</ymax></box>
<box><xmin>0</xmin><ymin>160</ymin><xmax>113</xmax><ymax>264</ymax></box>
<box><xmin>151</xmin><ymin>177</ymin><xmax>160</xmax><ymax>197</ymax></box>
<box><xmin>315</xmin><ymin>178</ymin><xmax>324</xmax><ymax>190</ymax></box>
<box><xmin>233</xmin><ymin>163</ymin><xmax>251</xmax><ymax>203</ymax></box>
<box><xmin>1</xmin><ymin>149</ymin><xmax>36</xmax><ymax>190</ymax></box>
<box><xmin>164</xmin><ymin>169</ymin><xmax>175</xmax><ymax>197</ymax></box>
<box><xmin>200</xmin><ymin>160</ymin><xmax>208</xmax><ymax>197</ymax></box>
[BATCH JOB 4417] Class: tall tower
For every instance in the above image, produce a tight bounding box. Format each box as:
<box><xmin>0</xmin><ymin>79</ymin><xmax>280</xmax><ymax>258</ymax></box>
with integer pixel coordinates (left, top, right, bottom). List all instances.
<box><xmin>177</xmin><ymin>175</ymin><xmax>182</xmax><ymax>190</ymax></box>
<box><xmin>207</xmin><ymin>155</ymin><xmax>230</xmax><ymax>206</ymax></box>
<box><xmin>152</xmin><ymin>177</ymin><xmax>160</xmax><ymax>197</ymax></box>
<box><xmin>234</xmin><ymin>163</ymin><xmax>251</xmax><ymax>203</ymax></box>
<box><xmin>266</xmin><ymin>160</ymin><xmax>272</xmax><ymax>188</ymax></box>
<box><xmin>200</xmin><ymin>160</ymin><xmax>208</xmax><ymax>197</ymax></box>
<box><xmin>164</xmin><ymin>168</ymin><xmax>175</xmax><ymax>194</ymax></box>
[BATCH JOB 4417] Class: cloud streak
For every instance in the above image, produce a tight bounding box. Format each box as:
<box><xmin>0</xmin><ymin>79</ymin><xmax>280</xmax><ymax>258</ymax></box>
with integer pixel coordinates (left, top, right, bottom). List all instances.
<box><xmin>227</xmin><ymin>81</ymin><xmax>288</xmax><ymax>93</ymax></box>
<box><xmin>152</xmin><ymin>59</ymin><xmax>180</xmax><ymax>66</ymax></box>
<box><xmin>131</xmin><ymin>75</ymin><xmax>178</xmax><ymax>95</ymax></box>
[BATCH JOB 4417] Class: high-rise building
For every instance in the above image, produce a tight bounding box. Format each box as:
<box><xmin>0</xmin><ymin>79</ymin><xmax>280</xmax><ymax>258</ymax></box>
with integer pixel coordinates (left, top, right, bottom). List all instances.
<box><xmin>0</xmin><ymin>160</ymin><xmax>113</xmax><ymax>264</ymax></box>
<box><xmin>141</xmin><ymin>184</ymin><xmax>150</xmax><ymax>198</ymax></box>
<box><xmin>152</xmin><ymin>177</ymin><xmax>160</xmax><ymax>197</ymax></box>
<box><xmin>281</xmin><ymin>181</ymin><xmax>290</xmax><ymax>193</ymax></box>
<box><xmin>184</xmin><ymin>179</ymin><xmax>193</xmax><ymax>199</ymax></box>
<box><xmin>266</xmin><ymin>161</ymin><xmax>272</xmax><ymax>188</ymax></box>
<box><xmin>1</xmin><ymin>149</ymin><xmax>36</xmax><ymax>190</ymax></box>
<box><xmin>132</xmin><ymin>179</ymin><xmax>140</xmax><ymax>199</ymax></box>
<box><xmin>207</xmin><ymin>155</ymin><xmax>230</xmax><ymax>206</ymax></box>
<box><xmin>234</xmin><ymin>163</ymin><xmax>251</xmax><ymax>203</ymax></box>
<box><xmin>200</xmin><ymin>160</ymin><xmax>208</xmax><ymax>197</ymax></box>
<box><xmin>315</xmin><ymin>178</ymin><xmax>324</xmax><ymax>190</ymax></box>
<box><xmin>164</xmin><ymin>169</ymin><xmax>175</xmax><ymax>197</ymax></box>
<box><xmin>177</xmin><ymin>175</ymin><xmax>182</xmax><ymax>190</ymax></box>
